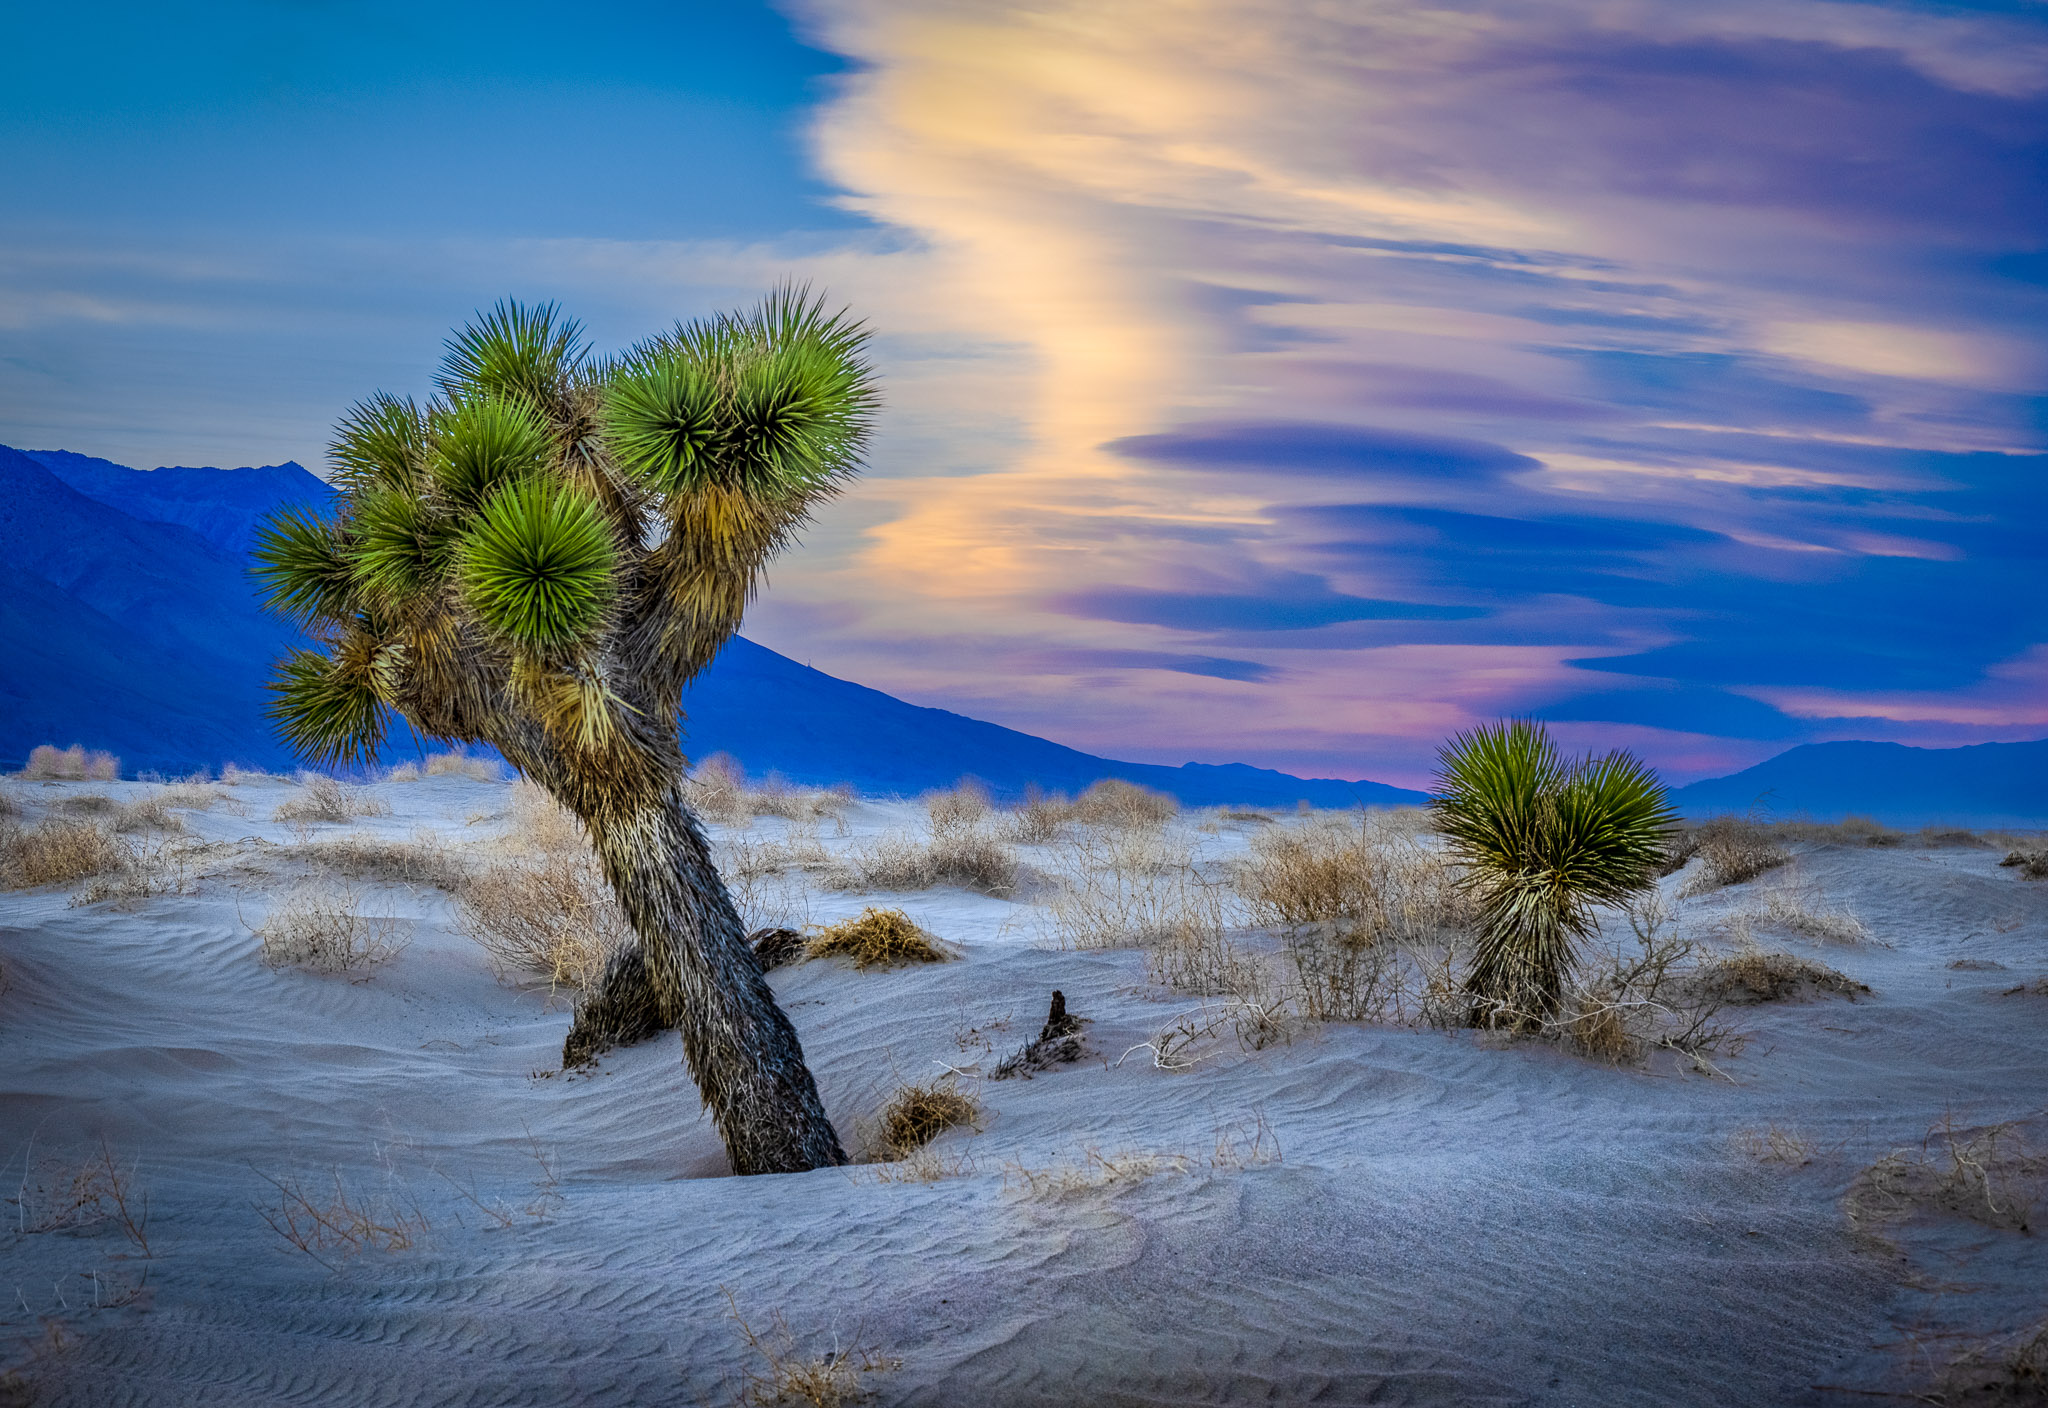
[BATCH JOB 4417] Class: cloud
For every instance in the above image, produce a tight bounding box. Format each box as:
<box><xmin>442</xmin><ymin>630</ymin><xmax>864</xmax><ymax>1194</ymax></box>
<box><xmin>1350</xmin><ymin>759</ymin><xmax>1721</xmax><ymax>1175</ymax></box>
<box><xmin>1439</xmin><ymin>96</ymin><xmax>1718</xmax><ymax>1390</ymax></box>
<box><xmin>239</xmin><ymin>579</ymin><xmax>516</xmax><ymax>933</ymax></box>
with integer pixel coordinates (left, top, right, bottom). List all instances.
<box><xmin>1105</xmin><ymin>421</ymin><xmax>1540</xmax><ymax>482</ymax></box>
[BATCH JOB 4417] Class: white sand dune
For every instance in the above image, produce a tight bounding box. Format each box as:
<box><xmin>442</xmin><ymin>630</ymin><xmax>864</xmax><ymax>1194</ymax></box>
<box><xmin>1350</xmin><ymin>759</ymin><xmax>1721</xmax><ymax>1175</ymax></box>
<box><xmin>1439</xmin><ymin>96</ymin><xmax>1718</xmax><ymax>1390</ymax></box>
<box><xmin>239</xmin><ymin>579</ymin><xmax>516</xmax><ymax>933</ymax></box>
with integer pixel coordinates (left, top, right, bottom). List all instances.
<box><xmin>3</xmin><ymin>775</ymin><xmax>2044</xmax><ymax>1405</ymax></box>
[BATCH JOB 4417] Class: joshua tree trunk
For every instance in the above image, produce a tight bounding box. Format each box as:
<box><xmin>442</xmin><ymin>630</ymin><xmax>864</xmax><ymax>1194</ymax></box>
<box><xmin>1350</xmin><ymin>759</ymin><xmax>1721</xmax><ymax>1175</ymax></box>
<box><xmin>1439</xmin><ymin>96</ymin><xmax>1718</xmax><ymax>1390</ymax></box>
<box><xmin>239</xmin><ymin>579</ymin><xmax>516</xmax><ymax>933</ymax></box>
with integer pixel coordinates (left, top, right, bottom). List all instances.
<box><xmin>520</xmin><ymin>750</ymin><xmax>845</xmax><ymax>1174</ymax></box>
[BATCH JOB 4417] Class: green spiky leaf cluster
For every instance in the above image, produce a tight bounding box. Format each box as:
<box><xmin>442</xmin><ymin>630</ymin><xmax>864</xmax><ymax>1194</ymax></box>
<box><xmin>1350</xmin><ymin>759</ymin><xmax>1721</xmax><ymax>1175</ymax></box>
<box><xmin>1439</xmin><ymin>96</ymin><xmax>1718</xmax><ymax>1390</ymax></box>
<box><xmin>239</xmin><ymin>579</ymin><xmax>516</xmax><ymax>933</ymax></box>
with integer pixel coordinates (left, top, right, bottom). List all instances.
<box><xmin>1431</xmin><ymin>719</ymin><xmax>1676</xmax><ymax>1027</ymax></box>
<box><xmin>252</xmin><ymin>289</ymin><xmax>878</xmax><ymax>779</ymax></box>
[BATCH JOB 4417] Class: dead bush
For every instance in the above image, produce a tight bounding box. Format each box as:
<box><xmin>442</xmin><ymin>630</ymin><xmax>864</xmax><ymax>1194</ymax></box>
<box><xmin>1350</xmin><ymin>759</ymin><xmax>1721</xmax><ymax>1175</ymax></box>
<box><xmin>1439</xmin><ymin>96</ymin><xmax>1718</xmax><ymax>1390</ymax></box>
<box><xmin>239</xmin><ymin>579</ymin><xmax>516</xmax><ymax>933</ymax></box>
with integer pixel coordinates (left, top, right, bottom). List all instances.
<box><xmin>220</xmin><ymin>762</ymin><xmax>289</xmax><ymax>785</ymax></box>
<box><xmin>2000</xmin><ymin>847</ymin><xmax>2048</xmax><ymax>881</ymax></box>
<box><xmin>1733</xmin><ymin>1125</ymin><xmax>1821</xmax><ymax>1167</ymax></box>
<box><xmin>1238</xmin><ymin>817</ymin><xmax>1475</xmax><ymax>945</ymax></box>
<box><xmin>830</xmin><ymin>827</ymin><xmax>1019</xmax><ymax>897</ymax></box>
<box><xmin>111</xmin><ymin>795</ymin><xmax>185</xmax><ymax>834</ymax></box>
<box><xmin>7</xmin><ymin>1137</ymin><xmax>155</xmax><ymax>1255</ymax></box>
<box><xmin>459</xmin><ymin>851</ymin><xmax>629</xmax><ymax>989</ymax></box>
<box><xmin>505</xmin><ymin>779</ymin><xmax>586</xmax><ymax>854</ymax></box>
<box><xmin>1071</xmin><ymin>777</ymin><xmax>1177</xmax><ymax>828</ymax></box>
<box><xmin>1677</xmin><ymin>816</ymin><xmax>1789</xmax><ymax>896</ymax></box>
<box><xmin>806</xmin><ymin>908</ymin><xmax>951</xmax><ymax>969</ymax></box>
<box><xmin>306</xmin><ymin>832</ymin><xmax>467</xmax><ymax>890</ymax></box>
<box><xmin>425</xmin><ymin>751</ymin><xmax>500</xmax><ymax>781</ymax></box>
<box><xmin>252</xmin><ymin>882</ymin><xmax>411</xmax><ymax>973</ymax></box>
<box><xmin>1035</xmin><ymin>828</ymin><xmax>1220</xmax><ymax>949</ymax></box>
<box><xmin>1149</xmin><ymin>914</ymin><xmax>1272</xmax><ymax>1004</ymax></box>
<box><xmin>273</xmin><ymin>776</ymin><xmax>391</xmax><ymax>825</ymax></box>
<box><xmin>685</xmin><ymin>753</ymin><xmax>847</xmax><ymax>827</ymax></box>
<box><xmin>255</xmin><ymin>1169</ymin><xmax>429</xmax><ymax>1268</ymax></box>
<box><xmin>1939</xmin><ymin>1314</ymin><xmax>2048</xmax><ymax>1401</ymax></box>
<box><xmin>1849</xmin><ymin>1114</ymin><xmax>2047</xmax><ymax>1237</ymax></box>
<box><xmin>876</xmin><ymin>1078</ymin><xmax>979</xmax><ymax>1158</ymax></box>
<box><xmin>54</xmin><ymin>793</ymin><xmax>117</xmax><ymax>816</ymax></box>
<box><xmin>1004</xmin><ymin>786</ymin><xmax>1073</xmax><ymax>843</ymax></box>
<box><xmin>0</xmin><ymin>819</ymin><xmax>129</xmax><ymax>890</ymax></box>
<box><xmin>1768</xmin><ymin>814</ymin><xmax>1905</xmax><ymax>847</ymax></box>
<box><xmin>1727</xmin><ymin>887</ymin><xmax>1874</xmax><ymax>945</ymax></box>
<box><xmin>21</xmin><ymin>744</ymin><xmax>119</xmax><ymax>781</ymax></box>
<box><xmin>726</xmin><ymin>1289</ymin><xmax>899</xmax><ymax>1408</ymax></box>
<box><xmin>925</xmin><ymin>780</ymin><xmax>993</xmax><ymax>833</ymax></box>
<box><xmin>1693</xmin><ymin>947</ymin><xmax>1867</xmax><ymax>1004</ymax></box>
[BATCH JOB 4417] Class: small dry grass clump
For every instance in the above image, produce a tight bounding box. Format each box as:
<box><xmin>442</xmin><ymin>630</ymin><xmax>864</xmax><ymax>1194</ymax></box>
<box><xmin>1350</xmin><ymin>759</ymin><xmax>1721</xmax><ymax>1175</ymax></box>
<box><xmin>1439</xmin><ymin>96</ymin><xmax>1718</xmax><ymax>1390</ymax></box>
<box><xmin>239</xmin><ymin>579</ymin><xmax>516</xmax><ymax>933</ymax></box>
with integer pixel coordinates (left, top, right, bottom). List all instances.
<box><xmin>805</xmin><ymin>908</ymin><xmax>951</xmax><ymax>969</ymax></box>
<box><xmin>0</xmin><ymin>819</ymin><xmax>130</xmax><ymax>890</ymax></box>
<box><xmin>460</xmin><ymin>851</ymin><xmax>629</xmax><ymax>989</ymax></box>
<box><xmin>111</xmin><ymin>794</ymin><xmax>186</xmax><ymax>834</ymax></box>
<box><xmin>273</xmin><ymin>776</ymin><xmax>391</xmax><ymax>825</ymax></box>
<box><xmin>875</xmin><ymin>1078</ymin><xmax>979</xmax><ymax>1158</ymax></box>
<box><xmin>426</xmin><ymin>751</ymin><xmax>500</xmax><ymax>781</ymax></box>
<box><xmin>21</xmin><ymin>744</ymin><xmax>119</xmax><ymax>781</ymax></box>
<box><xmin>1005</xmin><ymin>786</ymin><xmax>1072</xmax><ymax>843</ymax></box>
<box><xmin>1677</xmin><ymin>816</ymin><xmax>1790</xmax><ymax>896</ymax></box>
<box><xmin>253</xmin><ymin>882</ymin><xmax>411</xmax><ymax>973</ymax></box>
<box><xmin>1693</xmin><ymin>947</ymin><xmax>1867</xmax><ymax>1004</ymax></box>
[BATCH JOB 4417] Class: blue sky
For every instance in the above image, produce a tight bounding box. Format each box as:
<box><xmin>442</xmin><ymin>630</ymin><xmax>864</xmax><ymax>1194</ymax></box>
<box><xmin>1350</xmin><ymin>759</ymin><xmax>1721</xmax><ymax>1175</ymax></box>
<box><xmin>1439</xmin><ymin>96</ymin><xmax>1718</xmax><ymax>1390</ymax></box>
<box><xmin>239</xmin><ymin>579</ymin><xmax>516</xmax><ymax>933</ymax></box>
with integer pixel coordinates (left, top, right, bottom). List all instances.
<box><xmin>4</xmin><ymin>0</ymin><xmax>2045</xmax><ymax>785</ymax></box>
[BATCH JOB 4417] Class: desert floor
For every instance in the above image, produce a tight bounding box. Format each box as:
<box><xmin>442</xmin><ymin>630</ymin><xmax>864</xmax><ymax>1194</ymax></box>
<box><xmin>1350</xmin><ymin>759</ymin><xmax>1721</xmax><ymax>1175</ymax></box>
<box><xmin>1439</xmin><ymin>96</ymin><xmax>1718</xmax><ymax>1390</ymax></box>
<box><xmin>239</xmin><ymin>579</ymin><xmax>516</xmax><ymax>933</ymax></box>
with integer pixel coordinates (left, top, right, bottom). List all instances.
<box><xmin>2</xmin><ymin>772</ymin><xmax>2044</xmax><ymax>1406</ymax></box>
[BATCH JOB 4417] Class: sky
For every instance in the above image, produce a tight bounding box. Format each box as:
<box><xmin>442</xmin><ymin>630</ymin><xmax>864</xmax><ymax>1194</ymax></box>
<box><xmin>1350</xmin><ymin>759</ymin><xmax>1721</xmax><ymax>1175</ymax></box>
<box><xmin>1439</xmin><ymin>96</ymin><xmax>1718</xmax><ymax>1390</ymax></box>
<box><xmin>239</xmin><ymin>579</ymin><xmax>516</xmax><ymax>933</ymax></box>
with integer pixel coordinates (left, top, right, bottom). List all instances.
<box><xmin>3</xmin><ymin>0</ymin><xmax>2045</xmax><ymax>788</ymax></box>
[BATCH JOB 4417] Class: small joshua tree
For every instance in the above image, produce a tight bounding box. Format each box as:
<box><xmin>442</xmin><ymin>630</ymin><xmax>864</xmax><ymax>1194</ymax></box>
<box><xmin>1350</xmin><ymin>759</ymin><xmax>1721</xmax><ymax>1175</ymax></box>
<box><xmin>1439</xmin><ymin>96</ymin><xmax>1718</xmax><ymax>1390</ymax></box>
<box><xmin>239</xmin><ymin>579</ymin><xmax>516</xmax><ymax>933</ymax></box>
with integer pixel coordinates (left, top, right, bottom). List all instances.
<box><xmin>1431</xmin><ymin>719</ymin><xmax>1675</xmax><ymax>1029</ymax></box>
<box><xmin>253</xmin><ymin>293</ymin><xmax>876</xmax><ymax>1174</ymax></box>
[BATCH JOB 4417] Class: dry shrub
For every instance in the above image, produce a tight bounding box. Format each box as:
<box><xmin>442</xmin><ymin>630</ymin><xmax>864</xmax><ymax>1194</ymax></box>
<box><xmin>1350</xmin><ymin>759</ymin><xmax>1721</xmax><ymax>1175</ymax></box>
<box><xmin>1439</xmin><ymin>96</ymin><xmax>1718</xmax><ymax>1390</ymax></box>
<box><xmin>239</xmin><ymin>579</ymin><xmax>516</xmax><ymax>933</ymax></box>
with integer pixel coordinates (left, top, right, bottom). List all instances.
<box><xmin>459</xmin><ymin>851</ymin><xmax>629</xmax><ymax>989</ymax></box>
<box><xmin>21</xmin><ymin>744</ymin><xmax>119</xmax><ymax>781</ymax></box>
<box><xmin>726</xmin><ymin>1290</ymin><xmax>898</xmax><ymax>1408</ymax></box>
<box><xmin>830</xmin><ymin>827</ymin><xmax>1019</xmax><ymax>897</ymax></box>
<box><xmin>806</xmin><ymin>908</ymin><xmax>951</xmax><ymax>969</ymax></box>
<box><xmin>1071</xmin><ymin>777</ymin><xmax>1177</xmax><ymax>828</ymax></box>
<box><xmin>111</xmin><ymin>794</ymin><xmax>185</xmax><ymax>834</ymax></box>
<box><xmin>1149</xmin><ymin>914</ymin><xmax>1272</xmax><ymax>1005</ymax></box>
<box><xmin>875</xmin><ymin>1078</ymin><xmax>978</xmax><ymax>1157</ymax></box>
<box><xmin>306</xmin><ymin>832</ymin><xmax>467</xmax><ymax>890</ymax></box>
<box><xmin>254</xmin><ymin>1169</ymin><xmax>429</xmax><ymax>1268</ymax></box>
<box><xmin>155</xmin><ymin>782</ymin><xmax>232</xmax><ymax>813</ymax></box>
<box><xmin>253</xmin><ymin>882</ymin><xmax>411</xmax><ymax>973</ymax></box>
<box><xmin>425</xmin><ymin>751</ymin><xmax>500</xmax><ymax>781</ymax></box>
<box><xmin>1849</xmin><ymin>1114</ymin><xmax>2048</xmax><ymax>1238</ymax></box>
<box><xmin>506</xmin><ymin>778</ymin><xmax>586</xmax><ymax>854</ymax></box>
<box><xmin>1940</xmin><ymin>1315</ymin><xmax>2048</xmax><ymax>1402</ymax></box>
<box><xmin>685</xmin><ymin>753</ymin><xmax>847</xmax><ymax>827</ymax></box>
<box><xmin>0</xmin><ymin>819</ymin><xmax>129</xmax><ymax>890</ymax></box>
<box><xmin>1734</xmin><ymin>1124</ymin><xmax>1820</xmax><ymax>1166</ymax></box>
<box><xmin>220</xmin><ymin>762</ymin><xmax>288</xmax><ymax>785</ymax></box>
<box><xmin>1727</xmin><ymin>887</ymin><xmax>1874</xmax><ymax>945</ymax></box>
<box><xmin>1235</xmin><ymin>815</ymin><xmax>1471</xmax><ymax>943</ymax></box>
<box><xmin>925</xmin><ymin>780</ymin><xmax>992</xmax><ymax>833</ymax></box>
<box><xmin>2000</xmin><ymin>847</ymin><xmax>2048</xmax><ymax>881</ymax></box>
<box><xmin>273</xmin><ymin>776</ymin><xmax>391</xmax><ymax>825</ymax></box>
<box><xmin>68</xmin><ymin>834</ymin><xmax>193</xmax><ymax>908</ymax></box>
<box><xmin>54</xmin><ymin>793</ymin><xmax>116</xmax><ymax>815</ymax></box>
<box><xmin>1035</xmin><ymin>828</ymin><xmax>1218</xmax><ymax>949</ymax></box>
<box><xmin>1766</xmin><ymin>814</ymin><xmax>1905</xmax><ymax>847</ymax></box>
<box><xmin>1677</xmin><ymin>816</ymin><xmax>1790</xmax><ymax>896</ymax></box>
<box><xmin>1005</xmin><ymin>786</ymin><xmax>1072</xmax><ymax>843</ymax></box>
<box><xmin>1693</xmin><ymin>947</ymin><xmax>1867</xmax><ymax>1004</ymax></box>
<box><xmin>383</xmin><ymin>760</ymin><xmax>421</xmax><ymax>782</ymax></box>
<box><xmin>7</xmin><ymin>1138</ymin><xmax>154</xmax><ymax>1254</ymax></box>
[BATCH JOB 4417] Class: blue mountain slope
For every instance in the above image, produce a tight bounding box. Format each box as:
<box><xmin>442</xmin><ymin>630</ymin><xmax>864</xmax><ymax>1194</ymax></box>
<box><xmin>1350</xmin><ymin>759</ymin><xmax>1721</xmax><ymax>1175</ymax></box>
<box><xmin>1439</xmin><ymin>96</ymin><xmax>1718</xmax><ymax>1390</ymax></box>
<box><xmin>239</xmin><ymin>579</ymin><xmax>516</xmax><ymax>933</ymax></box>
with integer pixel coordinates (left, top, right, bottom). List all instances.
<box><xmin>1671</xmin><ymin>739</ymin><xmax>2048</xmax><ymax>828</ymax></box>
<box><xmin>25</xmin><ymin>448</ymin><xmax>334</xmax><ymax>556</ymax></box>
<box><xmin>0</xmin><ymin>445</ymin><xmax>1420</xmax><ymax>804</ymax></box>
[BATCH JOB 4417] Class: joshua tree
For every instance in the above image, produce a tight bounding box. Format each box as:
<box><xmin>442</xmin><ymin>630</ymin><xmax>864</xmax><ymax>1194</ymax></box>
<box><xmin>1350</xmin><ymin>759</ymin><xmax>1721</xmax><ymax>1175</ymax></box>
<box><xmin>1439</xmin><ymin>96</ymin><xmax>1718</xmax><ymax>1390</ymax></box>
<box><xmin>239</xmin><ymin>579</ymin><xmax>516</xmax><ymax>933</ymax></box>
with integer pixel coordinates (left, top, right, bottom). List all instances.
<box><xmin>252</xmin><ymin>293</ymin><xmax>876</xmax><ymax>1174</ymax></box>
<box><xmin>1431</xmin><ymin>719</ymin><xmax>1675</xmax><ymax>1029</ymax></box>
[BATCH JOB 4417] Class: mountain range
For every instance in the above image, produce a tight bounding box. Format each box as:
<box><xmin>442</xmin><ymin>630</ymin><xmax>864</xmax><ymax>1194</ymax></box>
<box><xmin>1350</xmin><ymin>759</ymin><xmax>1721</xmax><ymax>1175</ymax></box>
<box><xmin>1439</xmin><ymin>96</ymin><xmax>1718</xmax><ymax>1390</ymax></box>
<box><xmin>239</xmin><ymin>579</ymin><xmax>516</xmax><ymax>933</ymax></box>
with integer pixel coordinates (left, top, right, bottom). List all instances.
<box><xmin>1</xmin><ymin>443</ymin><xmax>2041</xmax><ymax>825</ymax></box>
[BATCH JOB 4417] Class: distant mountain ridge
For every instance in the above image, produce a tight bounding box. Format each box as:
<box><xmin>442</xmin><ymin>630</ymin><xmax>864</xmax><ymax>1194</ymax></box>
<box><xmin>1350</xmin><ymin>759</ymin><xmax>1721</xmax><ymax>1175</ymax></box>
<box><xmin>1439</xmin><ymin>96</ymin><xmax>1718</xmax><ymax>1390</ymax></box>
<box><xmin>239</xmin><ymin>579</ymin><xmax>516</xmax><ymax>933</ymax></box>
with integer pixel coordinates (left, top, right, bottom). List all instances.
<box><xmin>1670</xmin><ymin>738</ymin><xmax>2048</xmax><ymax>828</ymax></box>
<box><xmin>0</xmin><ymin>443</ymin><xmax>1422</xmax><ymax>806</ymax></box>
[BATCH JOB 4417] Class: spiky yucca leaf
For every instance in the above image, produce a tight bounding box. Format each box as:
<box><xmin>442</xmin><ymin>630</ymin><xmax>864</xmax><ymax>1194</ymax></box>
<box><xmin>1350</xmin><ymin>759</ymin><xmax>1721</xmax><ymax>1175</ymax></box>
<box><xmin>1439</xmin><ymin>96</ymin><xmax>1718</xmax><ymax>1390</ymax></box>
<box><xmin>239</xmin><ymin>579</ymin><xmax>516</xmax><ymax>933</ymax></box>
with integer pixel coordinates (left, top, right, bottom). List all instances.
<box><xmin>605</xmin><ymin>354</ymin><xmax>724</xmax><ymax>493</ymax></box>
<box><xmin>438</xmin><ymin>300</ymin><xmax>586</xmax><ymax>407</ymax></box>
<box><xmin>266</xmin><ymin>647</ymin><xmax>387</xmax><ymax>768</ymax></box>
<box><xmin>252</xmin><ymin>507</ymin><xmax>357</xmax><ymax>627</ymax></box>
<box><xmin>1433</xmin><ymin>720</ymin><xmax>1675</xmax><ymax>1027</ymax></box>
<box><xmin>330</xmin><ymin>393</ymin><xmax>428</xmax><ymax>493</ymax></box>
<box><xmin>431</xmin><ymin>395</ymin><xmax>554</xmax><ymax>512</ymax></box>
<box><xmin>459</xmin><ymin>480</ymin><xmax>616</xmax><ymax>650</ymax></box>
<box><xmin>350</xmin><ymin>487</ymin><xmax>457</xmax><ymax>606</ymax></box>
